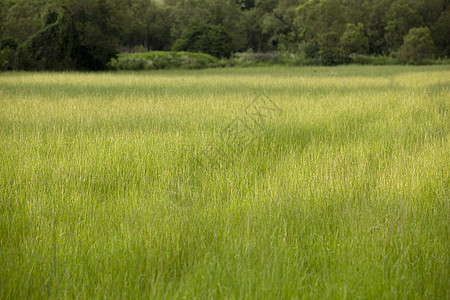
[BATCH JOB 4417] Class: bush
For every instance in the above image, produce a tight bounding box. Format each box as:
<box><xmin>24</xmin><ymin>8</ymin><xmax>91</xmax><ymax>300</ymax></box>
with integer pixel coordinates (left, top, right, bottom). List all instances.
<box><xmin>228</xmin><ymin>52</ymin><xmax>314</xmax><ymax>67</ymax></box>
<box><xmin>108</xmin><ymin>51</ymin><xmax>219</xmax><ymax>71</ymax></box>
<box><xmin>350</xmin><ymin>54</ymin><xmax>401</xmax><ymax>65</ymax></box>
<box><xmin>396</xmin><ymin>27</ymin><xmax>434</xmax><ymax>65</ymax></box>
<box><xmin>109</xmin><ymin>56</ymin><xmax>154</xmax><ymax>70</ymax></box>
<box><xmin>229</xmin><ymin>52</ymin><xmax>280</xmax><ymax>67</ymax></box>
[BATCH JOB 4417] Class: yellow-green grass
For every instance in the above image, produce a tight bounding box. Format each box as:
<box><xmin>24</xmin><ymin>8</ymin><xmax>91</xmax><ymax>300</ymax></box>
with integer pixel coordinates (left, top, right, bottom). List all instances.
<box><xmin>0</xmin><ymin>65</ymin><xmax>449</xmax><ymax>299</ymax></box>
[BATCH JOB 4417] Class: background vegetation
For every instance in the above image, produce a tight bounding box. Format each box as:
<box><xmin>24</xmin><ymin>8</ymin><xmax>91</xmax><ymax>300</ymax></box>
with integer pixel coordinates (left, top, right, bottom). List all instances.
<box><xmin>0</xmin><ymin>0</ymin><xmax>449</xmax><ymax>70</ymax></box>
<box><xmin>1</xmin><ymin>65</ymin><xmax>449</xmax><ymax>298</ymax></box>
<box><xmin>109</xmin><ymin>51</ymin><xmax>220</xmax><ymax>70</ymax></box>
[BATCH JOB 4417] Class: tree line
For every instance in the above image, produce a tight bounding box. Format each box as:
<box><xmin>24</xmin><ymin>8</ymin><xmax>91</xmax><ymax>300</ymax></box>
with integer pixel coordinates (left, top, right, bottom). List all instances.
<box><xmin>0</xmin><ymin>0</ymin><xmax>448</xmax><ymax>70</ymax></box>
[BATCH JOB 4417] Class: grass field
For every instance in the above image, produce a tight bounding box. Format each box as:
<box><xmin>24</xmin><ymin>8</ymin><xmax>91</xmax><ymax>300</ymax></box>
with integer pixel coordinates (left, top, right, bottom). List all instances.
<box><xmin>0</xmin><ymin>65</ymin><xmax>449</xmax><ymax>299</ymax></box>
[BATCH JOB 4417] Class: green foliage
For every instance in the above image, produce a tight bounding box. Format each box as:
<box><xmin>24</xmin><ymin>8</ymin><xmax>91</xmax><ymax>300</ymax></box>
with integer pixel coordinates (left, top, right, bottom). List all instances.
<box><xmin>170</xmin><ymin>0</ymin><xmax>245</xmax><ymax>52</ymax></box>
<box><xmin>295</xmin><ymin>0</ymin><xmax>347</xmax><ymax>65</ymax></box>
<box><xmin>173</xmin><ymin>23</ymin><xmax>233</xmax><ymax>58</ymax></box>
<box><xmin>228</xmin><ymin>51</ymin><xmax>311</xmax><ymax>66</ymax></box>
<box><xmin>260</xmin><ymin>1</ymin><xmax>301</xmax><ymax>52</ymax></box>
<box><xmin>256</xmin><ymin>0</ymin><xmax>278</xmax><ymax>13</ymax></box>
<box><xmin>0</xmin><ymin>38</ymin><xmax>17</xmax><ymax>50</ymax></box>
<box><xmin>229</xmin><ymin>52</ymin><xmax>280</xmax><ymax>66</ymax></box>
<box><xmin>384</xmin><ymin>0</ymin><xmax>423</xmax><ymax>53</ymax></box>
<box><xmin>239</xmin><ymin>8</ymin><xmax>268</xmax><ymax>51</ymax></box>
<box><xmin>0</xmin><ymin>47</ymin><xmax>14</xmax><ymax>70</ymax></box>
<box><xmin>1</xmin><ymin>0</ymin><xmax>449</xmax><ymax>70</ymax></box>
<box><xmin>125</xmin><ymin>0</ymin><xmax>173</xmax><ymax>51</ymax></box>
<box><xmin>350</xmin><ymin>54</ymin><xmax>400</xmax><ymax>65</ymax></box>
<box><xmin>109</xmin><ymin>56</ymin><xmax>154</xmax><ymax>70</ymax></box>
<box><xmin>362</xmin><ymin>0</ymin><xmax>393</xmax><ymax>54</ymax></box>
<box><xmin>340</xmin><ymin>23</ymin><xmax>369</xmax><ymax>56</ymax></box>
<box><xmin>2</xmin><ymin>0</ymin><xmax>41</xmax><ymax>43</ymax></box>
<box><xmin>236</xmin><ymin>0</ymin><xmax>255</xmax><ymax>10</ymax></box>
<box><xmin>16</xmin><ymin>0</ymin><xmax>129</xmax><ymax>70</ymax></box>
<box><xmin>21</xmin><ymin>10</ymin><xmax>71</xmax><ymax>70</ymax></box>
<box><xmin>0</xmin><ymin>4</ymin><xmax>6</xmax><ymax>41</ymax></box>
<box><xmin>431</xmin><ymin>8</ymin><xmax>450</xmax><ymax>57</ymax></box>
<box><xmin>109</xmin><ymin>51</ymin><xmax>220</xmax><ymax>70</ymax></box>
<box><xmin>396</xmin><ymin>26</ymin><xmax>434</xmax><ymax>65</ymax></box>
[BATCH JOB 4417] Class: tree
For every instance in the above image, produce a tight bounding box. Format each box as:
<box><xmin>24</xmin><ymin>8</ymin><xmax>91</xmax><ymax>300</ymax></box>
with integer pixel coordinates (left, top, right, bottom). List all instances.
<box><xmin>256</xmin><ymin>0</ymin><xmax>279</xmax><ymax>13</ymax></box>
<box><xmin>431</xmin><ymin>8</ymin><xmax>450</xmax><ymax>57</ymax></box>
<box><xmin>340</xmin><ymin>23</ymin><xmax>369</xmax><ymax>55</ymax></box>
<box><xmin>384</xmin><ymin>0</ymin><xmax>422</xmax><ymax>53</ymax></box>
<box><xmin>396</xmin><ymin>26</ymin><xmax>434</xmax><ymax>64</ymax></box>
<box><xmin>295</xmin><ymin>0</ymin><xmax>347</xmax><ymax>64</ymax></box>
<box><xmin>2</xmin><ymin>0</ymin><xmax>449</xmax><ymax>70</ymax></box>
<box><xmin>173</xmin><ymin>23</ymin><xmax>233</xmax><ymax>58</ymax></box>
<box><xmin>362</xmin><ymin>0</ymin><xmax>393</xmax><ymax>54</ymax></box>
<box><xmin>170</xmin><ymin>0</ymin><xmax>246</xmax><ymax>52</ymax></box>
<box><xmin>18</xmin><ymin>0</ymin><xmax>129</xmax><ymax>70</ymax></box>
<box><xmin>260</xmin><ymin>0</ymin><xmax>303</xmax><ymax>52</ymax></box>
<box><xmin>2</xmin><ymin>0</ymin><xmax>41</xmax><ymax>43</ymax></box>
<box><xmin>413</xmin><ymin>0</ymin><xmax>445</xmax><ymax>26</ymax></box>
<box><xmin>236</xmin><ymin>0</ymin><xmax>255</xmax><ymax>10</ymax></box>
<box><xmin>124</xmin><ymin>0</ymin><xmax>173</xmax><ymax>51</ymax></box>
<box><xmin>0</xmin><ymin>3</ymin><xmax>6</xmax><ymax>41</ymax></box>
<box><xmin>0</xmin><ymin>38</ymin><xmax>17</xmax><ymax>70</ymax></box>
<box><xmin>240</xmin><ymin>8</ymin><xmax>268</xmax><ymax>51</ymax></box>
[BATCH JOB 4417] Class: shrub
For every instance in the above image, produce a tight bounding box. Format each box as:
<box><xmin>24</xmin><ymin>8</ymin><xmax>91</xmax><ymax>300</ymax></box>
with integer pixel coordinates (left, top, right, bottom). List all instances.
<box><xmin>350</xmin><ymin>54</ymin><xmax>400</xmax><ymax>65</ymax></box>
<box><xmin>109</xmin><ymin>56</ymin><xmax>154</xmax><ymax>70</ymax></box>
<box><xmin>108</xmin><ymin>51</ymin><xmax>219</xmax><ymax>71</ymax></box>
<box><xmin>229</xmin><ymin>52</ymin><xmax>280</xmax><ymax>67</ymax></box>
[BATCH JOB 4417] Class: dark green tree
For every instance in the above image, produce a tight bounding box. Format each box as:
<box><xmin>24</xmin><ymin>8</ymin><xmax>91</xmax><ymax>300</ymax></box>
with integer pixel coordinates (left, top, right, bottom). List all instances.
<box><xmin>256</xmin><ymin>0</ymin><xmax>279</xmax><ymax>13</ymax></box>
<box><xmin>173</xmin><ymin>23</ymin><xmax>233</xmax><ymax>58</ymax></box>
<box><xmin>260</xmin><ymin>0</ymin><xmax>303</xmax><ymax>51</ymax></box>
<box><xmin>236</xmin><ymin>0</ymin><xmax>255</xmax><ymax>10</ymax></box>
<box><xmin>0</xmin><ymin>3</ymin><xmax>6</xmax><ymax>41</ymax></box>
<box><xmin>240</xmin><ymin>8</ymin><xmax>268</xmax><ymax>51</ymax></box>
<box><xmin>170</xmin><ymin>0</ymin><xmax>246</xmax><ymax>52</ymax></box>
<box><xmin>340</xmin><ymin>23</ymin><xmax>369</xmax><ymax>55</ymax></box>
<box><xmin>295</xmin><ymin>0</ymin><xmax>347</xmax><ymax>64</ymax></box>
<box><xmin>396</xmin><ymin>26</ymin><xmax>434</xmax><ymax>64</ymax></box>
<box><xmin>431</xmin><ymin>8</ymin><xmax>450</xmax><ymax>57</ymax></box>
<box><xmin>18</xmin><ymin>0</ymin><xmax>129</xmax><ymax>70</ymax></box>
<box><xmin>384</xmin><ymin>0</ymin><xmax>422</xmax><ymax>53</ymax></box>
<box><xmin>0</xmin><ymin>38</ymin><xmax>17</xmax><ymax>70</ymax></box>
<box><xmin>413</xmin><ymin>0</ymin><xmax>445</xmax><ymax>26</ymax></box>
<box><xmin>362</xmin><ymin>0</ymin><xmax>393</xmax><ymax>54</ymax></box>
<box><xmin>2</xmin><ymin>0</ymin><xmax>41</xmax><ymax>43</ymax></box>
<box><xmin>2</xmin><ymin>0</ymin><xmax>449</xmax><ymax>70</ymax></box>
<box><xmin>125</xmin><ymin>0</ymin><xmax>173</xmax><ymax>51</ymax></box>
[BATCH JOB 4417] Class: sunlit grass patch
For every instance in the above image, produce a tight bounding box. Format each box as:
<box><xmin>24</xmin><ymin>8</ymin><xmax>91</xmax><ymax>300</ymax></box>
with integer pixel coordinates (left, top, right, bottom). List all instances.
<box><xmin>0</xmin><ymin>65</ymin><xmax>449</xmax><ymax>298</ymax></box>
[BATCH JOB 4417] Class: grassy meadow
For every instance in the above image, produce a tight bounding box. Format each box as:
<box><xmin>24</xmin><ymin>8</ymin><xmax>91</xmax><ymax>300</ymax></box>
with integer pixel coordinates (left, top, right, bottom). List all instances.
<box><xmin>0</xmin><ymin>65</ymin><xmax>449</xmax><ymax>298</ymax></box>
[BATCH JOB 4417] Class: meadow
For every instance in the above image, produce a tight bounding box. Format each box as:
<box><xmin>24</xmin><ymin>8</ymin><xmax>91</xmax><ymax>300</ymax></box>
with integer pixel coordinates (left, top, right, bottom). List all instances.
<box><xmin>0</xmin><ymin>65</ymin><xmax>449</xmax><ymax>299</ymax></box>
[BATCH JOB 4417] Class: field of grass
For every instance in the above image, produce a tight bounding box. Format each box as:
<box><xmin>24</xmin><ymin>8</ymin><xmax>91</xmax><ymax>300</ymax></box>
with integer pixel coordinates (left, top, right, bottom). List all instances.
<box><xmin>0</xmin><ymin>65</ymin><xmax>449</xmax><ymax>298</ymax></box>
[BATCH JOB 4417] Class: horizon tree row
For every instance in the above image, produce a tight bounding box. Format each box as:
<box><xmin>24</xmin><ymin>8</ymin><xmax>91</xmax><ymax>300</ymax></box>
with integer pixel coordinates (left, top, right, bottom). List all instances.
<box><xmin>0</xmin><ymin>0</ymin><xmax>448</xmax><ymax>70</ymax></box>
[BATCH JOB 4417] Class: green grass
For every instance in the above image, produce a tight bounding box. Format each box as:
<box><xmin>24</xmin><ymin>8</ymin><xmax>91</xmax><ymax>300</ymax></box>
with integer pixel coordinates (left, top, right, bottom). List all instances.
<box><xmin>0</xmin><ymin>65</ymin><xmax>449</xmax><ymax>299</ymax></box>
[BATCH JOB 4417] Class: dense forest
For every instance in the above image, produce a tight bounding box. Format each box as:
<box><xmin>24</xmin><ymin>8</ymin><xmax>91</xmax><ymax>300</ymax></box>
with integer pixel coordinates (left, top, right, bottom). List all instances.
<box><xmin>0</xmin><ymin>0</ymin><xmax>449</xmax><ymax>70</ymax></box>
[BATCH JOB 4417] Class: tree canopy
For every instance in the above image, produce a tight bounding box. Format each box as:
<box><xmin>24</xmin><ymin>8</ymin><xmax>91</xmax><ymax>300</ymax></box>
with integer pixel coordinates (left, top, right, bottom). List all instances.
<box><xmin>0</xmin><ymin>0</ymin><xmax>448</xmax><ymax>70</ymax></box>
